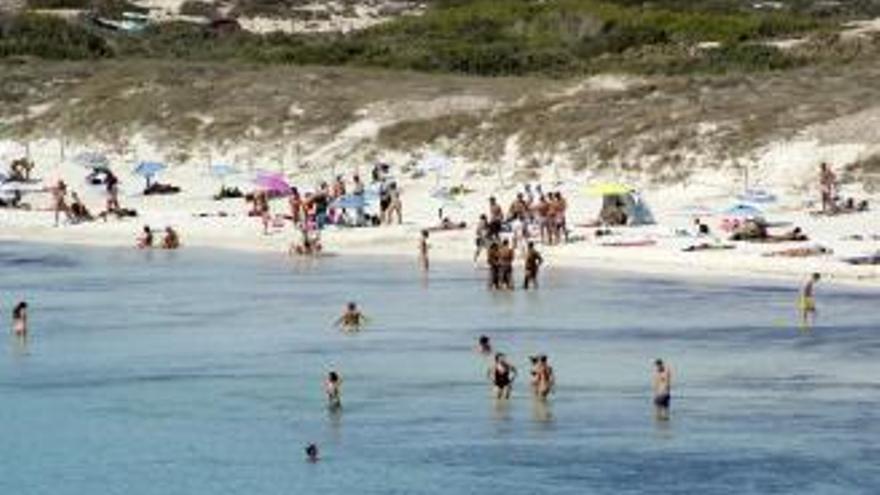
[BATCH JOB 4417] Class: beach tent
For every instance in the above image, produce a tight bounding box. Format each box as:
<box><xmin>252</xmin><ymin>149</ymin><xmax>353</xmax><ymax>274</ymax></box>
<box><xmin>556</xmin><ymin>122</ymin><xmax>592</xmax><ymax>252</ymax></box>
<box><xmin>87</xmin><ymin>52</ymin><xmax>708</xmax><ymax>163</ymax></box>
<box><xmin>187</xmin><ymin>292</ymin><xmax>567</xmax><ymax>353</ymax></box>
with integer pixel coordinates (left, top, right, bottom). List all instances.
<box><xmin>595</xmin><ymin>187</ymin><xmax>655</xmax><ymax>226</ymax></box>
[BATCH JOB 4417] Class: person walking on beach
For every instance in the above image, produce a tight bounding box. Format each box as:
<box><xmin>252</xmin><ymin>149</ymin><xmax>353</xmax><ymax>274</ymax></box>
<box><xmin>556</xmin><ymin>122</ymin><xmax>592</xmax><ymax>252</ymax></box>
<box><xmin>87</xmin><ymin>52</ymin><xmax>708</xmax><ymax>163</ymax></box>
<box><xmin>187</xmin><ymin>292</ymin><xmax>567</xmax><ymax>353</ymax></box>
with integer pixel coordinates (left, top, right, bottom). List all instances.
<box><xmin>653</xmin><ymin>359</ymin><xmax>672</xmax><ymax>421</ymax></box>
<box><xmin>800</xmin><ymin>272</ymin><xmax>821</xmax><ymax>327</ymax></box>
<box><xmin>334</xmin><ymin>302</ymin><xmax>367</xmax><ymax>332</ymax></box>
<box><xmin>489</xmin><ymin>353</ymin><xmax>517</xmax><ymax>400</ymax></box>
<box><xmin>523</xmin><ymin>242</ymin><xmax>544</xmax><ymax>290</ymax></box>
<box><xmin>11</xmin><ymin>301</ymin><xmax>28</xmax><ymax>338</ymax></box>
<box><xmin>419</xmin><ymin>229</ymin><xmax>430</xmax><ymax>271</ymax></box>
<box><xmin>51</xmin><ymin>180</ymin><xmax>72</xmax><ymax>227</ymax></box>
<box><xmin>819</xmin><ymin>163</ymin><xmax>837</xmax><ymax>214</ymax></box>
<box><xmin>324</xmin><ymin>371</ymin><xmax>343</xmax><ymax>409</ymax></box>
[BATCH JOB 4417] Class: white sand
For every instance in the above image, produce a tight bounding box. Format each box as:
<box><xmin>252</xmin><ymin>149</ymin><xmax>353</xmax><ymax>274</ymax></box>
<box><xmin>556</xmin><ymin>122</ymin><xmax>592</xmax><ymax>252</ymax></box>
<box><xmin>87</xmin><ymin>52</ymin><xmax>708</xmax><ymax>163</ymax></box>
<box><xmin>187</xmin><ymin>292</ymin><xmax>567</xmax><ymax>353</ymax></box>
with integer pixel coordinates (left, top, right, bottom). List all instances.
<box><xmin>2</xmin><ymin>136</ymin><xmax>879</xmax><ymax>289</ymax></box>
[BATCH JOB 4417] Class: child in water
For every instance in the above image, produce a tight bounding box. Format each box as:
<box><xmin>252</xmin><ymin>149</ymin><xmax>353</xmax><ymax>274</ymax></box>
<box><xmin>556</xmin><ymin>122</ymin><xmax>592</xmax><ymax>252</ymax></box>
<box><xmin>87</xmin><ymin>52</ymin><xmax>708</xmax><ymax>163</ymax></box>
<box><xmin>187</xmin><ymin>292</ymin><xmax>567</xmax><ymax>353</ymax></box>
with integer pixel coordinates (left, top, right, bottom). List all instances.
<box><xmin>324</xmin><ymin>371</ymin><xmax>342</xmax><ymax>409</ymax></box>
<box><xmin>334</xmin><ymin>302</ymin><xmax>367</xmax><ymax>332</ymax></box>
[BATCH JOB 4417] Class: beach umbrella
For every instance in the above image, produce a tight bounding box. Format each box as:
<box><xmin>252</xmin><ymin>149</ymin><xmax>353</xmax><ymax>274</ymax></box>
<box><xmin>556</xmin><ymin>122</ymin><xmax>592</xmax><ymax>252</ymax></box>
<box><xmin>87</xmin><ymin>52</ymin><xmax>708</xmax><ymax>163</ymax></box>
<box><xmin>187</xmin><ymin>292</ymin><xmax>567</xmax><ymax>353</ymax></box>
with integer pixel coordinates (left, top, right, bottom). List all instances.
<box><xmin>722</xmin><ymin>204</ymin><xmax>764</xmax><ymax>218</ymax></box>
<box><xmin>737</xmin><ymin>188</ymin><xmax>777</xmax><ymax>204</ymax></box>
<box><xmin>586</xmin><ymin>182</ymin><xmax>633</xmax><ymax>196</ymax></box>
<box><xmin>135</xmin><ymin>161</ymin><xmax>166</xmax><ymax>178</ymax></box>
<box><xmin>254</xmin><ymin>172</ymin><xmax>291</xmax><ymax>195</ymax></box>
<box><xmin>332</xmin><ymin>194</ymin><xmax>367</xmax><ymax>210</ymax></box>
<box><xmin>418</xmin><ymin>154</ymin><xmax>451</xmax><ymax>174</ymax></box>
<box><xmin>72</xmin><ymin>151</ymin><xmax>109</xmax><ymax>169</ymax></box>
<box><xmin>210</xmin><ymin>163</ymin><xmax>239</xmax><ymax>178</ymax></box>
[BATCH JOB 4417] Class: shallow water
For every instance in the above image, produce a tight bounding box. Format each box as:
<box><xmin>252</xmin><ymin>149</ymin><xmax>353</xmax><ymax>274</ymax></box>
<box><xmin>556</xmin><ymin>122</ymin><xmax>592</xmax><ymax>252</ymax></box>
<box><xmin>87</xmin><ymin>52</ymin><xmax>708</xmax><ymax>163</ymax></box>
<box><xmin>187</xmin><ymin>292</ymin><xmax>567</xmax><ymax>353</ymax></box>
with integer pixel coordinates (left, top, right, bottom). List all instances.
<box><xmin>1</xmin><ymin>242</ymin><xmax>879</xmax><ymax>494</ymax></box>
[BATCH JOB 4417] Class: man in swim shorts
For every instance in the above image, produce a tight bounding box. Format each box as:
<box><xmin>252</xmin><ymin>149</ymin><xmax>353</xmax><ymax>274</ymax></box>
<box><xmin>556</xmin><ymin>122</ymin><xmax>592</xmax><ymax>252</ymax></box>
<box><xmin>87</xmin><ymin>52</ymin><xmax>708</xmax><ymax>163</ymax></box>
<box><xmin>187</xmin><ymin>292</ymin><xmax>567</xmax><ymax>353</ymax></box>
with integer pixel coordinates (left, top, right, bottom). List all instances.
<box><xmin>653</xmin><ymin>359</ymin><xmax>672</xmax><ymax>421</ymax></box>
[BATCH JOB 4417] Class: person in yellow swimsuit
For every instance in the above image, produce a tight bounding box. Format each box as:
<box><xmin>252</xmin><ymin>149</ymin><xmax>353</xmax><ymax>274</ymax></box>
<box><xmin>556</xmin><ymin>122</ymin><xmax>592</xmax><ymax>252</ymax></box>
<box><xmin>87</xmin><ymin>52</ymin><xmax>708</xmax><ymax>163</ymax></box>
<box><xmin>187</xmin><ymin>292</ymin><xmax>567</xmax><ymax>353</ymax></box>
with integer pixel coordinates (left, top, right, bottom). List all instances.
<box><xmin>800</xmin><ymin>273</ymin><xmax>820</xmax><ymax>327</ymax></box>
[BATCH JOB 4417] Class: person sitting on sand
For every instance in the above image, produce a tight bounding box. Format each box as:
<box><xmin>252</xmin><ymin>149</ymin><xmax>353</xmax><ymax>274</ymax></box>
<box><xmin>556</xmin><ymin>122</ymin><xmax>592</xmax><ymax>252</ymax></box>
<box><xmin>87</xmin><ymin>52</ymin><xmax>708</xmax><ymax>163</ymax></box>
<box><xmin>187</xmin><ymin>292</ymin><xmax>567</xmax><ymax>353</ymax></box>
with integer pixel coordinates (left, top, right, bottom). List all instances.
<box><xmin>334</xmin><ymin>302</ymin><xmax>367</xmax><ymax>332</ymax></box>
<box><xmin>694</xmin><ymin>218</ymin><xmax>711</xmax><ymax>237</ymax></box>
<box><xmin>137</xmin><ymin>225</ymin><xmax>153</xmax><ymax>249</ymax></box>
<box><xmin>730</xmin><ymin>219</ymin><xmax>768</xmax><ymax>241</ymax></box>
<box><xmin>8</xmin><ymin>158</ymin><xmax>34</xmax><ymax>182</ymax></box>
<box><xmin>69</xmin><ymin>192</ymin><xmax>93</xmax><ymax>223</ymax></box>
<box><xmin>324</xmin><ymin>371</ymin><xmax>343</xmax><ymax>409</ymax></box>
<box><xmin>161</xmin><ymin>227</ymin><xmax>180</xmax><ymax>250</ymax></box>
<box><xmin>488</xmin><ymin>353</ymin><xmax>517</xmax><ymax>400</ymax></box>
<box><xmin>143</xmin><ymin>182</ymin><xmax>181</xmax><ymax>195</ymax></box>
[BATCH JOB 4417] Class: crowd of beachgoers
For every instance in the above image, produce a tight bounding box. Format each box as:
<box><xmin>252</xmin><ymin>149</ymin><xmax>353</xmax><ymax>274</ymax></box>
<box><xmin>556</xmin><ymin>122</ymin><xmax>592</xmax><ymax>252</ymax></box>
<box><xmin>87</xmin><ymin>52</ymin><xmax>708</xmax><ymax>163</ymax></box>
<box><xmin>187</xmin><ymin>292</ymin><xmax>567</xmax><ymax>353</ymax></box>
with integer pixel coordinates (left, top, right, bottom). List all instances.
<box><xmin>3</xmin><ymin>146</ymin><xmax>877</xmax><ymax>461</ymax></box>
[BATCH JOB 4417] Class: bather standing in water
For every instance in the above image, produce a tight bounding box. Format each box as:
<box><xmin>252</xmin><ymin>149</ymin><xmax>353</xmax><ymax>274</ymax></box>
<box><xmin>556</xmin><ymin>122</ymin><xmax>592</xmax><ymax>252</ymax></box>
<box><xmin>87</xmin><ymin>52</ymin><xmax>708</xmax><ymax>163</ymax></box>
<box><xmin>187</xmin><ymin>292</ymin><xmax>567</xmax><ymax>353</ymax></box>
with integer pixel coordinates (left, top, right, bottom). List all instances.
<box><xmin>800</xmin><ymin>272</ymin><xmax>820</xmax><ymax>327</ymax></box>
<box><xmin>653</xmin><ymin>359</ymin><xmax>672</xmax><ymax>421</ymax></box>
<box><xmin>11</xmin><ymin>301</ymin><xmax>28</xmax><ymax>338</ymax></box>
<box><xmin>137</xmin><ymin>225</ymin><xmax>153</xmax><ymax>249</ymax></box>
<box><xmin>488</xmin><ymin>353</ymin><xmax>517</xmax><ymax>400</ymax></box>
<box><xmin>419</xmin><ymin>229</ymin><xmax>430</xmax><ymax>271</ymax></box>
<box><xmin>334</xmin><ymin>302</ymin><xmax>367</xmax><ymax>332</ymax></box>
<box><xmin>324</xmin><ymin>371</ymin><xmax>343</xmax><ymax>409</ymax></box>
<box><xmin>162</xmin><ymin>227</ymin><xmax>180</xmax><ymax>250</ymax></box>
<box><xmin>531</xmin><ymin>355</ymin><xmax>555</xmax><ymax>399</ymax></box>
<box><xmin>523</xmin><ymin>242</ymin><xmax>544</xmax><ymax>290</ymax></box>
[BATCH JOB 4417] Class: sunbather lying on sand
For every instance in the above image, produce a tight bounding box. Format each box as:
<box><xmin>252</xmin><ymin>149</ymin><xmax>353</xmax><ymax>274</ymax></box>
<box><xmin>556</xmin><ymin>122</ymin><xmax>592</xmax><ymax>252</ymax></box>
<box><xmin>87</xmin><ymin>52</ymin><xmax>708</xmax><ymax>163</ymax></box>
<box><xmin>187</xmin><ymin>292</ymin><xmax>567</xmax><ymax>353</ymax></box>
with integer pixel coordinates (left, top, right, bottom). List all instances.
<box><xmin>425</xmin><ymin>217</ymin><xmax>467</xmax><ymax>232</ymax></box>
<box><xmin>144</xmin><ymin>182</ymin><xmax>181</xmax><ymax>195</ymax></box>
<box><xmin>763</xmin><ymin>245</ymin><xmax>832</xmax><ymax>258</ymax></box>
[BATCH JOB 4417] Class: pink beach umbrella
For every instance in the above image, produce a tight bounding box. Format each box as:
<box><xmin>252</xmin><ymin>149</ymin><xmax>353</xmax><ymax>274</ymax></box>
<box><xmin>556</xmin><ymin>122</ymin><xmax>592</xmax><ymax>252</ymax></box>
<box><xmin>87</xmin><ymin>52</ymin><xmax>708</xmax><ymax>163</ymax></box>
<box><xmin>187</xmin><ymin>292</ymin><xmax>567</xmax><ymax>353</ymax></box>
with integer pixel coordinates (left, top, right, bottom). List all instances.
<box><xmin>254</xmin><ymin>172</ymin><xmax>291</xmax><ymax>195</ymax></box>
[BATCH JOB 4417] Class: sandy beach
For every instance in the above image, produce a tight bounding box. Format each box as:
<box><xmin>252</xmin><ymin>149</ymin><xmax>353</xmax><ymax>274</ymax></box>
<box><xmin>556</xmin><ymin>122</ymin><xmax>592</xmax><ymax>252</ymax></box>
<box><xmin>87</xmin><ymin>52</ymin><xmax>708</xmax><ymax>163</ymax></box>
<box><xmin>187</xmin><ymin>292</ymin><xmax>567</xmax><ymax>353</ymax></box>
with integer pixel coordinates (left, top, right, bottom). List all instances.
<box><xmin>2</xmin><ymin>137</ymin><xmax>879</xmax><ymax>288</ymax></box>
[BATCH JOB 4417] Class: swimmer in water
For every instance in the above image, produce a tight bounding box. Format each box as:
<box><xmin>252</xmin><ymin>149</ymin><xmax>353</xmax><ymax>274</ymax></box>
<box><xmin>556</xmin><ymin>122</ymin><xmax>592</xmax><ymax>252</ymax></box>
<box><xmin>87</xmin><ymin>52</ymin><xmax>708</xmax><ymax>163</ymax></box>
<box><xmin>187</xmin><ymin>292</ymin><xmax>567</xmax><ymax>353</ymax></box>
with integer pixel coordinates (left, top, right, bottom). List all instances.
<box><xmin>799</xmin><ymin>272</ymin><xmax>820</xmax><ymax>327</ymax></box>
<box><xmin>653</xmin><ymin>358</ymin><xmax>672</xmax><ymax>421</ymax></box>
<box><xmin>11</xmin><ymin>301</ymin><xmax>28</xmax><ymax>338</ymax></box>
<box><xmin>325</xmin><ymin>371</ymin><xmax>342</xmax><ymax>409</ymax></box>
<box><xmin>488</xmin><ymin>353</ymin><xmax>517</xmax><ymax>400</ymax></box>
<box><xmin>334</xmin><ymin>302</ymin><xmax>367</xmax><ymax>332</ymax></box>
<box><xmin>305</xmin><ymin>443</ymin><xmax>319</xmax><ymax>462</ymax></box>
<box><xmin>476</xmin><ymin>335</ymin><xmax>492</xmax><ymax>356</ymax></box>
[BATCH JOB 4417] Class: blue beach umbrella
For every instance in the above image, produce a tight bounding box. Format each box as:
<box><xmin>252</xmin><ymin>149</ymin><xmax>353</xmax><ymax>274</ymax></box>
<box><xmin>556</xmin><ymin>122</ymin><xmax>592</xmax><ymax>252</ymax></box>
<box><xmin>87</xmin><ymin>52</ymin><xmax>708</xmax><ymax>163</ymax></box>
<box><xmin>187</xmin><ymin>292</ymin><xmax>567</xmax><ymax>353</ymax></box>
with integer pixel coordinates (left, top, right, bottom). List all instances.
<box><xmin>723</xmin><ymin>204</ymin><xmax>764</xmax><ymax>218</ymax></box>
<box><xmin>72</xmin><ymin>151</ymin><xmax>109</xmax><ymax>169</ymax></box>
<box><xmin>210</xmin><ymin>164</ymin><xmax>238</xmax><ymax>178</ymax></box>
<box><xmin>333</xmin><ymin>194</ymin><xmax>367</xmax><ymax>210</ymax></box>
<box><xmin>135</xmin><ymin>161</ymin><xmax>166</xmax><ymax>187</ymax></box>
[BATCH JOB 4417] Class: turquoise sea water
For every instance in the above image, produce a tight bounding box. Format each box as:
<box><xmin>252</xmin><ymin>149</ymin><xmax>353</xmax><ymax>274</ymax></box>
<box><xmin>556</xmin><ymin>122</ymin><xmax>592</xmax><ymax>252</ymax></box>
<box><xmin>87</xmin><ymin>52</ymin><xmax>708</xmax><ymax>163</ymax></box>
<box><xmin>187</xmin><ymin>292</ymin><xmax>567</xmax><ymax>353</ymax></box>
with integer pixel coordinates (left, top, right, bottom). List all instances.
<box><xmin>1</xmin><ymin>242</ymin><xmax>879</xmax><ymax>494</ymax></box>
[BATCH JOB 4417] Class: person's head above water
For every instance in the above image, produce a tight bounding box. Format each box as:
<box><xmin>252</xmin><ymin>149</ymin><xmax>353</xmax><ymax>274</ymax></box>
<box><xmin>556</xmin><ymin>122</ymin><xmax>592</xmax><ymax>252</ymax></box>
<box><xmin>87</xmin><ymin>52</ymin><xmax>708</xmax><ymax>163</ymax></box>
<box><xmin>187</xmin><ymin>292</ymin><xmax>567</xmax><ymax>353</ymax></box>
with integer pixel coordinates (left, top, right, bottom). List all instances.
<box><xmin>655</xmin><ymin>358</ymin><xmax>664</xmax><ymax>370</ymax></box>
<box><xmin>347</xmin><ymin>302</ymin><xmax>357</xmax><ymax>311</ymax></box>
<box><xmin>812</xmin><ymin>272</ymin><xmax>821</xmax><ymax>281</ymax></box>
<box><xmin>421</xmin><ymin>229</ymin><xmax>429</xmax><ymax>238</ymax></box>
<box><xmin>328</xmin><ymin>371</ymin><xmax>339</xmax><ymax>382</ymax></box>
<box><xmin>305</xmin><ymin>443</ymin><xmax>319</xmax><ymax>462</ymax></box>
<box><xmin>528</xmin><ymin>241</ymin><xmax>535</xmax><ymax>250</ymax></box>
<box><xmin>479</xmin><ymin>335</ymin><xmax>490</xmax><ymax>346</ymax></box>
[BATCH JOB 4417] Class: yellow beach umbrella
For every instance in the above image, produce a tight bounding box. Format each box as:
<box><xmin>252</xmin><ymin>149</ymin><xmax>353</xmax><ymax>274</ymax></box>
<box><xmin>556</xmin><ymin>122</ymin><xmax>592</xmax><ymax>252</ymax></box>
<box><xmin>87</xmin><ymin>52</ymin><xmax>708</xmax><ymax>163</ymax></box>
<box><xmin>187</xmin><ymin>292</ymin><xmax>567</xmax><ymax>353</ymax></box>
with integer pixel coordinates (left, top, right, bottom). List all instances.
<box><xmin>586</xmin><ymin>182</ymin><xmax>633</xmax><ymax>196</ymax></box>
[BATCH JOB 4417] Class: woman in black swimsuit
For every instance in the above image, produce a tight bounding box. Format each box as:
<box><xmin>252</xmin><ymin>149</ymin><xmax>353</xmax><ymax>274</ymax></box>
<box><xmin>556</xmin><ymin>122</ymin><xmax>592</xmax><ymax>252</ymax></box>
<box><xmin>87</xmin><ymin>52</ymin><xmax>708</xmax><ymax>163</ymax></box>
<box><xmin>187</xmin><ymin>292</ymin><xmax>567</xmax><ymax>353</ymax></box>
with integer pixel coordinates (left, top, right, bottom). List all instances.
<box><xmin>489</xmin><ymin>353</ymin><xmax>517</xmax><ymax>399</ymax></box>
